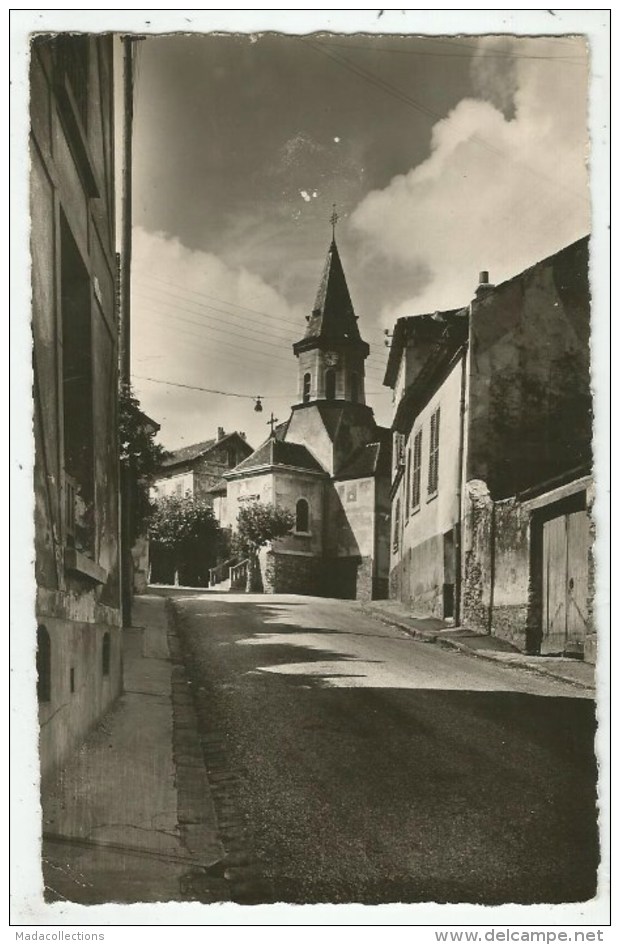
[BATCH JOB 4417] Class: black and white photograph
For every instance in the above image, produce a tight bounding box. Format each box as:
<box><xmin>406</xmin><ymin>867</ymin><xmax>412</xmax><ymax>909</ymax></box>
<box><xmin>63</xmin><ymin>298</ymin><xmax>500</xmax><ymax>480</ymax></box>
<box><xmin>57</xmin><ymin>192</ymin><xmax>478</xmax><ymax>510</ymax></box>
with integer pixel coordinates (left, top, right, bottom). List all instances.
<box><xmin>11</xmin><ymin>7</ymin><xmax>610</xmax><ymax>928</ymax></box>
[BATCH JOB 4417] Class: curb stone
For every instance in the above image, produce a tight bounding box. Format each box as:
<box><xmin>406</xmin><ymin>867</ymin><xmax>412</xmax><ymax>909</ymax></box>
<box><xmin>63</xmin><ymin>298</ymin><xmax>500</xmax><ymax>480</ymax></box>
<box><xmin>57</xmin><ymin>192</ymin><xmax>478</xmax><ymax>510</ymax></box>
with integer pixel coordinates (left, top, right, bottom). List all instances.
<box><xmin>361</xmin><ymin>605</ymin><xmax>595</xmax><ymax>692</ymax></box>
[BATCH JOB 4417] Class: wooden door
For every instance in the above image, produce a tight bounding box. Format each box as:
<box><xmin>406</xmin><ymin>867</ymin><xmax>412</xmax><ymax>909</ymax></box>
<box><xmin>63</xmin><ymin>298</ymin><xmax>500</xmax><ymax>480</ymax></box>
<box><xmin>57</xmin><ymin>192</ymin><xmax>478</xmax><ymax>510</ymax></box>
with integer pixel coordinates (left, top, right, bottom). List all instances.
<box><xmin>566</xmin><ymin>510</ymin><xmax>589</xmax><ymax>651</ymax></box>
<box><xmin>541</xmin><ymin>510</ymin><xmax>589</xmax><ymax>655</ymax></box>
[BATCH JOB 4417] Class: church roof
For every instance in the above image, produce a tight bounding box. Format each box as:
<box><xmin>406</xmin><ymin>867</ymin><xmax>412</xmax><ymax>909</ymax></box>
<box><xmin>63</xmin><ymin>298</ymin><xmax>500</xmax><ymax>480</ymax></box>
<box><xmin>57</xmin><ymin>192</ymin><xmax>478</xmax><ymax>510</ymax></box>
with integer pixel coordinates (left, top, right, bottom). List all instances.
<box><xmin>335</xmin><ymin>431</ymin><xmax>392</xmax><ymax>480</ymax></box>
<box><xmin>303</xmin><ymin>239</ymin><xmax>362</xmax><ymax>343</ymax></box>
<box><xmin>226</xmin><ymin>437</ymin><xmax>326</xmax><ymax>477</ymax></box>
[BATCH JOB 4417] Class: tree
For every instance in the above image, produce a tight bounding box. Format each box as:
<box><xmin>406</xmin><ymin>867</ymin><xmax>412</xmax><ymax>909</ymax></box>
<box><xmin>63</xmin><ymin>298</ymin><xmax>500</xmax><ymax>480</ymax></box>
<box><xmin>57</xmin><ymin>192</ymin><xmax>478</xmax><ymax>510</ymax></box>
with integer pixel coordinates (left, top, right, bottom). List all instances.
<box><xmin>234</xmin><ymin>501</ymin><xmax>295</xmax><ymax>592</ymax></box>
<box><xmin>149</xmin><ymin>493</ymin><xmax>223</xmax><ymax>586</ymax></box>
<box><xmin>119</xmin><ymin>384</ymin><xmax>167</xmax><ymax>541</ymax></box>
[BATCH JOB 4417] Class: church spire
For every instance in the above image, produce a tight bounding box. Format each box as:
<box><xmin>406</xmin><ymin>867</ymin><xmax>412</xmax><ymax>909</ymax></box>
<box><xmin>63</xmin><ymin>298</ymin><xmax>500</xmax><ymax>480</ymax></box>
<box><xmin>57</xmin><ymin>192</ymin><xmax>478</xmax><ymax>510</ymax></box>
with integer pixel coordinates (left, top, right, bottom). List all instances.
<box><xmin>297</xmin><ymin>227</ymin><xmax>367</xmax><ymax>349</ymax></box>
<box><xmin>293</xmin><ymin>223</ymin><xmax>370</xmax><ymax>407</ymax></box>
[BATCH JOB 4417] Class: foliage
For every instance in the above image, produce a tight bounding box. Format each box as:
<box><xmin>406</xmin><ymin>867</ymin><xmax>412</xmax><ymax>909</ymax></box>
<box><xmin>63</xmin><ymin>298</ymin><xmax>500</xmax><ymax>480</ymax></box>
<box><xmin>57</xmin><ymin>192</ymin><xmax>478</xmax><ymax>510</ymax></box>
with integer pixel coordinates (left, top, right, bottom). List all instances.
<box><xmin>149</xmin><ymin>493</ymin><xmax>221</xmax><ymax>550</ymax></box>
<box><xmin>119</xmin><ymin>384</ymin><xmax>168</xmax><ymax>538</ymax></box>
<box><xmin>150</xmin><ymin>492</ymin><xmax>224</xmax><ymax>587</ymax></box>
<box><xmin>234</xmin><ymin>501</ymin><xmax>295</xmax><ymax>559</ymax></box>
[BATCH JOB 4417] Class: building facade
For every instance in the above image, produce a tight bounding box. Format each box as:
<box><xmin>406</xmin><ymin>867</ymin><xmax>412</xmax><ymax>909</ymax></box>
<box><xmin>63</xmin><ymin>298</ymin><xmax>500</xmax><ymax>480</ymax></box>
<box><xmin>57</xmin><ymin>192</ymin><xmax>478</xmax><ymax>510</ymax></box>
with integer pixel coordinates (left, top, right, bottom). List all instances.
<box><xmin>386</xmin><ymin>238</ymin><xmax>595</xmax><ymax>661</ymax></box>
<box><xmin>149</xmin><ymin>429</ymin><xmax>253</xmax><ymax>586</ymax></box>
<box><xmin>153</xmin><ymin>428</ymin><xmax>252</xmax><ymax>506</ymax></box>
<box><xmin>31</xmin><ymin>35</ymin><xmax>123</xmax><ymax>775</ymax></box>
<box><xmin>223</xmin><ymin>237</ymin><xmax>391</xmax><ymax>600</ymax></box>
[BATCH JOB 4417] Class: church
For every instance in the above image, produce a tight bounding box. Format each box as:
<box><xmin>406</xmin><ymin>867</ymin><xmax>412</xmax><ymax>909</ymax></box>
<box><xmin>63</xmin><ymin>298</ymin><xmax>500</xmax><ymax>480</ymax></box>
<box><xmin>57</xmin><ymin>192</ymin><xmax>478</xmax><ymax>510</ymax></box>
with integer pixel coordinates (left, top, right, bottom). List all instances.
<box><xmin>222</xmin><ymin>232</ymin><xmax>392</xmax><ymax>600</ymax></box>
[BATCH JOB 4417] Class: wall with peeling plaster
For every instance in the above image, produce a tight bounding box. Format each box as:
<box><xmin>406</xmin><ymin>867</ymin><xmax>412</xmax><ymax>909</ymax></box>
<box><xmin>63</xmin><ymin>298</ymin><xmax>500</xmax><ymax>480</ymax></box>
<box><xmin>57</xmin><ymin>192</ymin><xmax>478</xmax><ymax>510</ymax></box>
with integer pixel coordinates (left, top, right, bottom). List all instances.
<box><xmin>31</xmin><ymin>37</ymin><xmax>122</xmax><ymax>777</ymax></box>
<box><xmin>461</xmin><ymin>238</ymin><xmax>594</xmax><ymax>657</ymax></box>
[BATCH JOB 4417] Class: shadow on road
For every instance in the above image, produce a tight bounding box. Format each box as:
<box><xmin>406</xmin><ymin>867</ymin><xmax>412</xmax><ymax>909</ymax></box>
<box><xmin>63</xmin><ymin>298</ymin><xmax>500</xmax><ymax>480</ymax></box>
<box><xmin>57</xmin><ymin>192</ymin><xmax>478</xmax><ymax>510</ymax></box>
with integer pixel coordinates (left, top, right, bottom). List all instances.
<box><xmin>168</xmin><ymin>594</ymin><xmax>600</xmax><ymax>906</ymax></box>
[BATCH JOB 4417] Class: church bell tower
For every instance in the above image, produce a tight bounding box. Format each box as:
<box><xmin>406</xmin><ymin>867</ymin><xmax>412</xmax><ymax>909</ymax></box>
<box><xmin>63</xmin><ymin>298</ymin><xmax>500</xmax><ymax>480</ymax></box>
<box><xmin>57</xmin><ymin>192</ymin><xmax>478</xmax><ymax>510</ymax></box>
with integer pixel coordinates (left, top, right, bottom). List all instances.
<box><xmin>293</xmin><ymin>212</ymin><xmax>370</xmax><ymax>407</ymax></box>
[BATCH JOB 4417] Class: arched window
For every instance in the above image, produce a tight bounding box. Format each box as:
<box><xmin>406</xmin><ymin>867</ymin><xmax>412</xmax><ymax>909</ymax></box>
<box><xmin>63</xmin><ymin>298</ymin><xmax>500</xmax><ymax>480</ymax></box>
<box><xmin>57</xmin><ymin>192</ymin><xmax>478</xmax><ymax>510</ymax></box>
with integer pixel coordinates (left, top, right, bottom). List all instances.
<box><xmin>303</xmin><ymin>372</ymin><xmax>311</xmax><ymax>403</ymax></box>
<box><xmin>102</xmin><ymin>632</ymin><xmax>111</xmax><ymax>677</ymax></box>
<box><xmin>37</xmin><ymin>625</ymin><xmax>51</xmax><ymax>703</ymax></box>
<box><xmin>295</xmin><ymin>498</ymin><xmax>309</xmax><ymax>533</ymax></box>
<box><xmin>325</xmin><ymin>369</ymin><xmax>336</xmax><ymax>401</ymax></box>
<box><xmin>350</xmin><ymin>372</ymin><xmax>359</xmax><ymax>403</ymax></box>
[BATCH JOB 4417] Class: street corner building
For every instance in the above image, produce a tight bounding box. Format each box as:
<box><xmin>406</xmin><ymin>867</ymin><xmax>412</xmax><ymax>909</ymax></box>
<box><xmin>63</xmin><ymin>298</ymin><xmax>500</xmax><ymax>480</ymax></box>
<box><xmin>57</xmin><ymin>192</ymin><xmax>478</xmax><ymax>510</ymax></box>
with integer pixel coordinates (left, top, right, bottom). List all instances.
<box><xmin>30</xmin><ymin>35</ymin><xmax>123</xmax><ymax>775</ymax></box>
<box><xmin>385</xmin><ymin>237</ymin><xmax>595</xmax><ymax>662</ymax></box>
<box><xmin>222</xmin><ymin>236</ymin><xmax>392</xmax><ymax>601</ymax></box>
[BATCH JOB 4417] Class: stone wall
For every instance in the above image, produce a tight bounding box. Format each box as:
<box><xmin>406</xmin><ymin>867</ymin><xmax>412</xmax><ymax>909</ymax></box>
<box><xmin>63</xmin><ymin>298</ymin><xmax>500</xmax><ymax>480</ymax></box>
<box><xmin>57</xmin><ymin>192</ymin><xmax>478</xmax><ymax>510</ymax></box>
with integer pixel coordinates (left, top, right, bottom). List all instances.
<box><xmin>461</xmin><ymin>477</ymin><xmax>596</xmax><ymax>661</ymax></box>
<box><xmin>461</xmin><ymin>479</ymin><xmax>494</xmax><ymax>634</ymax></box>
<box><xmin>261</xmin><ymin>551</ymin><xmax>324</xmax><ymax>596</ymax></box>
<box><xmin>259</xmin><ymin>550</ymin><xmax>377</xmax><ymax>601</ymax></box>
<box><xmin>461</xmin><ymin>480</ymin><xmax>531</xmax><ymax>649</ymax></box>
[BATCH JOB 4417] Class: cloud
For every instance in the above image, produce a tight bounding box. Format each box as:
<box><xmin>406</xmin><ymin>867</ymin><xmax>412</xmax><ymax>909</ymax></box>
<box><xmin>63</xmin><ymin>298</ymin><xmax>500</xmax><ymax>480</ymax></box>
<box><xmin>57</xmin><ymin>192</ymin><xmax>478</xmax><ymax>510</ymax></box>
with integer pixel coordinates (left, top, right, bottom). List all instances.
<box><xmin>131</xmin><ymin>228</ymin><xmax>302</xmax><ymax>451</ymax></box>
<box><xmin>349</xmin><ymin>37</ymin><xmax>590</xmax><ymax>323</ymax></box>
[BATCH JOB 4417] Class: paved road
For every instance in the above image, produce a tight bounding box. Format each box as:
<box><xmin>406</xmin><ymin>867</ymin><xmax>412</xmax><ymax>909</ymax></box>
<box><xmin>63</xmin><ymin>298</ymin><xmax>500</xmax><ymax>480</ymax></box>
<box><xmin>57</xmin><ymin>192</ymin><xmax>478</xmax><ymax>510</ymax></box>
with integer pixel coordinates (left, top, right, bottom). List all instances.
<box><xmin>169</xmin><ymin>590</ymin><xmax>599</xmax><ymax>906</ymax></box>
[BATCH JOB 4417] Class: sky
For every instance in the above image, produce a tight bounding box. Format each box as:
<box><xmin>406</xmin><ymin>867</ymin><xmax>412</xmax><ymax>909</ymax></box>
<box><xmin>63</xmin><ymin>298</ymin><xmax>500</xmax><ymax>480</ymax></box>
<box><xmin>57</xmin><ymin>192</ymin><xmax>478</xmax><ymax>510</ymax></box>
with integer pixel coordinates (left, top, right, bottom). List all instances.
<box><xmin>130</xmin><ymin>32</ymin><xmax>590</xmax><ymax>453</ymax></box>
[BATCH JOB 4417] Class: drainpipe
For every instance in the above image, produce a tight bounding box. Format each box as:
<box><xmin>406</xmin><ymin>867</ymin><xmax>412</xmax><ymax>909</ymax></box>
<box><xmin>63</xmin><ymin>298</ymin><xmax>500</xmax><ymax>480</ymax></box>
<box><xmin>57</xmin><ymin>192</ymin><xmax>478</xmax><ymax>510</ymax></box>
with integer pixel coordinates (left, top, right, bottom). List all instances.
<box><xmin>454</xmin><ymin>345</ymin><xmax>467</xmax><ymax>626</ymax></box>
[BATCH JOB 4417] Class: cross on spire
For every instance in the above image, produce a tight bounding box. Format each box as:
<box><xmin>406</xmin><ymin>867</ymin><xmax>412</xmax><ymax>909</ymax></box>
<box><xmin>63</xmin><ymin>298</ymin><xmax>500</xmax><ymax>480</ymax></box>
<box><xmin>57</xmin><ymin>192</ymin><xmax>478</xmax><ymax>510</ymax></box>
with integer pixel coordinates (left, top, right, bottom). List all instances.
<box><xmin>330</xmin><ymin>204</ymin><xmax>339</xmax><ymax>240</ymax></box>
<box><xmin>267</xmin><ymin>412</ymin><xmax>279</xmax><ymax>436</ymax></box>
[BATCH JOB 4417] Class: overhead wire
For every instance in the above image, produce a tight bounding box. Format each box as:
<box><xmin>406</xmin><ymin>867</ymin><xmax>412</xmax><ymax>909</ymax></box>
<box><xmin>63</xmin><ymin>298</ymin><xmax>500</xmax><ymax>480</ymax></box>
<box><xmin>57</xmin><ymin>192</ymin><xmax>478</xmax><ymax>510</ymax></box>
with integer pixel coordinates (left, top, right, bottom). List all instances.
<box><xmin>313</xmin><ymin>38</ymin><xmax>587</xmax><ymax>64</ymax></box>
<box><xmin>301</xmin><ymin>37</ymin><xmax>589</xmax><ymax>207</ymax></box>
<box><xmin>132</xmin><ymin>268</ymin><xmax>389</xmax><ymax>345</ymax></box>
<box><xmin>132</xmin><ymin>373</ymin><xmax>392</xmax><ymax>398</ymax></box>
<box><xmin>135</xmin><ymin>306</ymin><xmax>388</xmax><ymax>380</ymax></box>
<box><xmin>132</xmin><ymin>278</ymin><xmax>389</xmax><ymax>369</ymax></box>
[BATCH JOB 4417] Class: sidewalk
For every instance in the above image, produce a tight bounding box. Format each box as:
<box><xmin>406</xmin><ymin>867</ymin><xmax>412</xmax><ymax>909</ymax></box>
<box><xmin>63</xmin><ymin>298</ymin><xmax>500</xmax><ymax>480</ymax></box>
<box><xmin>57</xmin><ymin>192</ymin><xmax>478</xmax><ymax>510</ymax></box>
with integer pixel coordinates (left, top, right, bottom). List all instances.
<box><xmin>41</xmin><ymin>595</ymin><xmax>227</xmax><ymax>904</ymax></box>
<box><xmin>362</xmin><ymin>599</ymin><xmax>596</xmax><ymax>691</ymax></box>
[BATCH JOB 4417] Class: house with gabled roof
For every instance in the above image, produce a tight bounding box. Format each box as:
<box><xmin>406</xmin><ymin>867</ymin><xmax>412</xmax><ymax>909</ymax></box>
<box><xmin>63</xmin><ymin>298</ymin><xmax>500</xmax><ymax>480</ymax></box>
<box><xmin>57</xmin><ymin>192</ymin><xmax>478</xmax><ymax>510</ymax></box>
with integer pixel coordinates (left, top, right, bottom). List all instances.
<box><xmin>222</xmin><ymin>235</ymin><xmax>391</xmax><ymax>600</ymax></box>
<box><xmin>153</xmin><ymin>427</ymin><xmax>253</xmax><ymax>507</ymax></box>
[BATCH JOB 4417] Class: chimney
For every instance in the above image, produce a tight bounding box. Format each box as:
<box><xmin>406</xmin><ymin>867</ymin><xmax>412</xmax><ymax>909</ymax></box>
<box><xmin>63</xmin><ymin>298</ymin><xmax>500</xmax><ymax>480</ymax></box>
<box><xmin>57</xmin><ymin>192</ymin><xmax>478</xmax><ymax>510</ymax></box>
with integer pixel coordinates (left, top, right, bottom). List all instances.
<box><xmin>476</xmin><ymin>270</ymin><xmax>494</xmax><ymax>297</ymax></box>
<box><xmin>239</xmin><ymin>431</ymin><xmax>246</xmax><ymax>440</ymax></box>
<box><xmin>217</xmin><ymin>426</ymin><xmax>225</xmax><ymax>441</ymax></box>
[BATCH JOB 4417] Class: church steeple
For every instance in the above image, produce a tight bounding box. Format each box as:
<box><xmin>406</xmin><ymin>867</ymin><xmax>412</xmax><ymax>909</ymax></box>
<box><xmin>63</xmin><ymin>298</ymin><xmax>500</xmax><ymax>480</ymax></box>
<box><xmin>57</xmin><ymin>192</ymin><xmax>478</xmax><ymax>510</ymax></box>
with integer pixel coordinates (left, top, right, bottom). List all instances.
<box><xmin>302</xmin><ymin>239</ymin><xmax>363</xmax><ymax>345</ymax></box>
<box><xmin>293</xmin><ymin>226</ymin><xmax>370</xmax><ymax>406</ymax></box>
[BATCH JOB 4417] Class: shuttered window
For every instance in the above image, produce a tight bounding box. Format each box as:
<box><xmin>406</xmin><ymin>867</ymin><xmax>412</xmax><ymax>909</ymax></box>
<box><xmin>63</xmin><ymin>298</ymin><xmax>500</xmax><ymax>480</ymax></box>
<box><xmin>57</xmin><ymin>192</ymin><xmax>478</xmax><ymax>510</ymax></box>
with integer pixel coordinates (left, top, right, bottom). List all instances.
<box><xmin>405</xmin><ymin>446</ymin><xmax>411</xmax><ymax>517</ymax></box>
<box><xmin>393</xmin><ymin>498</ymin><xmax>401</xmax><ymax>554</ymax></box>
<box><xmin>428</xmin><ymin>408</ymin><xmax>440</xmax><ymax>496</ymax></box>
<box><xmin>411</xmin><ymin>430</ymin><xmax>423</xmax><ymax>509</ymax></box>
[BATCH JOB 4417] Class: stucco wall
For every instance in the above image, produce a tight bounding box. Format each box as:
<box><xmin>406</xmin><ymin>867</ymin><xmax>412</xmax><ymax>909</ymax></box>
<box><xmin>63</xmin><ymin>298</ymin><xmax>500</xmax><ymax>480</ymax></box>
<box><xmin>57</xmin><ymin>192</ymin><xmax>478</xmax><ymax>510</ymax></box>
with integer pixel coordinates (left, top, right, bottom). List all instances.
<box><xmin>286</xmin><ymin>406</ymin><xmax>336</xmax><ymax>474</ymax></box>
<box><xmin>390</xmin><ymin>357</ymin><xmax>464</xmax><ymax>615</ymax></box>
<box><xmin>330</xmin><ymin>478</ymin><xmax>375</xmax><ymax>558</ymax></box>
<box><xmin>154</xmin><ymin>471</ymin><xmax>194</xmax><ymax>498</ymax></box>
<box><xmin>467</xmin><ymin>238</ymin><xmax>591</xmax><ymax>500</ymax></box>
<box><xmin>286</xmin><ymin>403</ymin><xmax>375</xmax><ymax>476</ymax></box>
<box><xmin>38</xmin><ymin>618</ymin><xmax>122</xmax><ymax>778</ymax></box>
<box><xmin>222</xmin><ymin>472</ymin><xmax>274</xmax><ymax>531</ymax></box>
<box><xmin>31</xmin><ymin>37</ymin><xmax>122</xmax><ymax>776</ymax></box>
<box><xmin>272</xmin><ymin>470</ymin><xmax>326</xmax><ymax>557</ymax></box>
